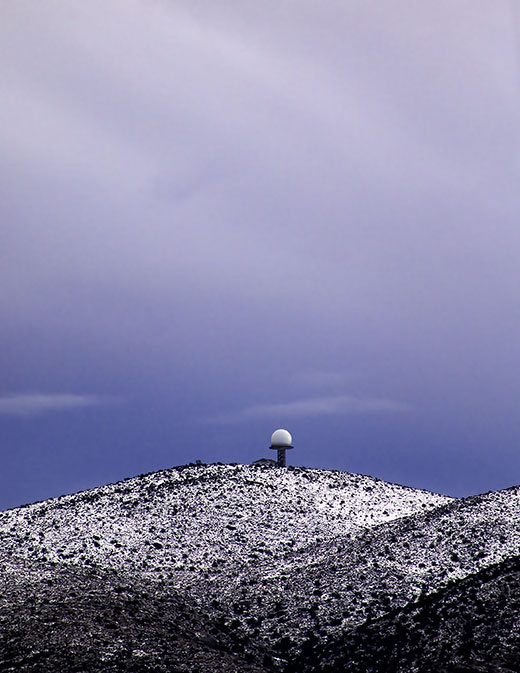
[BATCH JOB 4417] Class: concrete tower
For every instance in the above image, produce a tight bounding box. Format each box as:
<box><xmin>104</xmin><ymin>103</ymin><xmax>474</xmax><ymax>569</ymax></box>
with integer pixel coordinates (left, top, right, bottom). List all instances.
<box><xmin>269</xmin><ymin>429</ymin><xmax>293</xmax><ymax>467</ymax></box>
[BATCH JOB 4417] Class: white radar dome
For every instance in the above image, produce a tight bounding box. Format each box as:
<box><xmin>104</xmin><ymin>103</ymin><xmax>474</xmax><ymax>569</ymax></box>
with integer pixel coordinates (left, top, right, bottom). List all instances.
<box><xmin>270</xmin><ymin>428</ymin><xmax>293</xmax><ymax>447</ymax></box>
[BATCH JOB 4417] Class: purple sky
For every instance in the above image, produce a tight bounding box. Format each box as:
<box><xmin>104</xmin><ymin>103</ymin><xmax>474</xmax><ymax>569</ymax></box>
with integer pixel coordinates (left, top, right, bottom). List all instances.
<box><xmin>1</xmin><ymin>1</ymin><xmax>520</xmax><ymax>509</ymax></box>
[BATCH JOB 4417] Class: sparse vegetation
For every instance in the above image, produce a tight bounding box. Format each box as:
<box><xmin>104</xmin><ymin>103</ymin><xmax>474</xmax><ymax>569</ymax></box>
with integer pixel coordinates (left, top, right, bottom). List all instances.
<box><xmin>1</xmin><ymin>464</ymin><xmax>520</xmax><ymax>671</ymax></box>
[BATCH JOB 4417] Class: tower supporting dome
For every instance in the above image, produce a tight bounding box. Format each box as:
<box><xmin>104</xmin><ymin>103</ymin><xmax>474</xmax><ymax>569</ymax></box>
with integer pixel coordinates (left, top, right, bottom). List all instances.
<box><xmin>269</xmin><ymin>428</ymin><xmax>294</xmax><ymax>467</ymax></box>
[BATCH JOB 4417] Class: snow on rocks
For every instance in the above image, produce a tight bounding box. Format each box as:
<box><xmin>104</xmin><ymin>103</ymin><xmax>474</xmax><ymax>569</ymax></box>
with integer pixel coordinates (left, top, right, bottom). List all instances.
<box><xmin>0</xmin><ymin>464</ymin><xmax>451</xmax><ymax>586</ymax></box>
<box><xmin>9</xmin><ymin>462</ymin><xmax>520</xmax><ymax>669</ymax></box>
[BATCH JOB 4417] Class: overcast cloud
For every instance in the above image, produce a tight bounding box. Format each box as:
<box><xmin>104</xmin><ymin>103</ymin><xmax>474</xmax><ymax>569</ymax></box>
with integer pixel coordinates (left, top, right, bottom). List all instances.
<box><xmin>0</xmin><ymin>394</ymin><xmax>114</xmax><ymax>417</ymax></box>
<box><xmin>1</xmin><ymin>1</ymin><xmax>519</xmax><ymax>507</ymax></box>
<box><xmin>206</xmin><ymin>394</ymin><xmax>410</xmax><ymax>424</ymax></box>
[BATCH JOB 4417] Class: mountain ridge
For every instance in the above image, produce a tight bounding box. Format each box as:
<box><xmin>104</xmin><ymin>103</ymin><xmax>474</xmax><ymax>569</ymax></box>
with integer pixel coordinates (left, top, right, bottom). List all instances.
<box><xmin>1</xmin><ymin>463</ymin><xmax>519</xmax><ymax>672</ymax></box>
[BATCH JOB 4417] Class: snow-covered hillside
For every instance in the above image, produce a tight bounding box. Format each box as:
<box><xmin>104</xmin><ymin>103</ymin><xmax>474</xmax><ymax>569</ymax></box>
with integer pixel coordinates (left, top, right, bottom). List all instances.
<box><xmin>231</xmin><ymin>483</ymin><xmax>520</xmax><ymax>657</ymax></box>
<box><xmin>0</xmin><ymin>463</ymin><xmax>450</xmax><ymax>580</ymax></box>
<box><xmin>304</xmin><ymin>553</ymin><xmax>520</xmax><ymax>673</ymax></box>
<box><xmin>1</xmin><ymin>463</ymin><xmax>520</xmax><ymax>672</ymax></box>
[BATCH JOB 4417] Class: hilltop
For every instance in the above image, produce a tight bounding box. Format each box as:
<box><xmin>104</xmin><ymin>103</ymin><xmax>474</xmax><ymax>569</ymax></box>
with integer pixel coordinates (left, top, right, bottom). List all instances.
<box><xmin>1</xmin><ymin>463</ymin><xmax>519</xmax><ymax>672</ymax></box>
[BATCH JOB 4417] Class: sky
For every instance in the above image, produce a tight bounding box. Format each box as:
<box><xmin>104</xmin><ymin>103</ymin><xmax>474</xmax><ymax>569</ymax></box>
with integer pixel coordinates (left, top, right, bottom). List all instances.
<box><xmin>1</xmin><ymin>0</ymin><xmax>520</xmax><ymax>509</ymax></box>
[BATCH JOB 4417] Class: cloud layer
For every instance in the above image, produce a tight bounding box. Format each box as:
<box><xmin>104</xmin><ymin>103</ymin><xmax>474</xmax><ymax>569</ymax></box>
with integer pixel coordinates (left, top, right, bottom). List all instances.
<box><xmin>0</xmin><ymin>394</ymin><xmax>114</xmax><ymax>417</ymax></box>
<box><xmin>0</xmin><ymin>1</ymin><xmax>519</xmax><ymax>504</ymax></box>
<box><xmin>207</xmin><ymin>394</ymin><xmax>410</xmax><ymax>424</ymax></box>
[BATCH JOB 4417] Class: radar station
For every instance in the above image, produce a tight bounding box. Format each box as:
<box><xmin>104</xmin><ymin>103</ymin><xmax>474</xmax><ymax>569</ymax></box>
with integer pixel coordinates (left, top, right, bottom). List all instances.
<box><xmin>269</xmin><ymin>428</ymin><xmax>294</xmax><ymax>467</ymax></box>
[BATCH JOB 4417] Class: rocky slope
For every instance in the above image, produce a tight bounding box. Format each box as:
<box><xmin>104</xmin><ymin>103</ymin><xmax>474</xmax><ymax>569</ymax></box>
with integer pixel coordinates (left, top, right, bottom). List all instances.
<box><xmin>1</xmin><ymin>463</ymin><xmax>520</xmax><ymax>672</ymax></box>
<box><xmin>292</xmin><ymin>553</ymin><xmax>520</xmax><ymax>673</ymax></box>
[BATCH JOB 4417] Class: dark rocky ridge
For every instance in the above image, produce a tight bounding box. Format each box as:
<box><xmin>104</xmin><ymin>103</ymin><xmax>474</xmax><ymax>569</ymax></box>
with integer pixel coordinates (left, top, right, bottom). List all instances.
<box><xmin>0</xmin><ymin>565</ymin><xmax>271</xmax><ymax>673</ymax></box>
<box><xmin>1</xmin><ymin>463</ymin><xmax>520</xmax><ymax>672</ymax></box>
<box><xmin>289</xmin><ymin>554</ymin><xmax>520</xmax><ymax>672</ymax></box>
